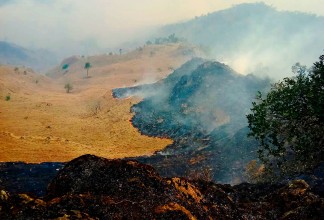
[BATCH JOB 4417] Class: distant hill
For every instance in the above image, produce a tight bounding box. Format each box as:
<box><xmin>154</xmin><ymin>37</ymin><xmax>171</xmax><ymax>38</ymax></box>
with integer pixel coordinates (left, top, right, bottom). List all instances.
<box><xmin>0</xmin><ymin>65</ymin><xmax>54</xmax><ymax>100</ymax></box>
<box><xmin>156</xmin><ymin>3</ymin><xmax>324</xmax><ymax>77</ymax></box>
<box><xmin>46</xmin><ymin>43</ymin><xmax>204</xmax><ymax>80</ymax></box>
<box><xmin>0</xmin><ymin>41</ymin><xmax>57</xmax><ymax>73</ymax></box>
<box><xmin>114</xmin><ymin>58</ymin><xmax>270</xmax><ymax>183</ymax></box>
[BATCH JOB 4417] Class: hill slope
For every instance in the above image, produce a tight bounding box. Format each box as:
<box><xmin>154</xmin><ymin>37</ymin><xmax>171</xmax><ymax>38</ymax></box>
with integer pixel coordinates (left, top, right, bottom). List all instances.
<box><xmin>157</xmin><ymin>3</ymin><xmax>324</xmax><ymax>77</ymax></box>
<box><xmin>0</xmin><ymin>41</ymin><xmax>57</xmax><ymax>72</ymax></box>
<box><xmin>46</xmin><ymin>43</ymin><xmax>203</xmax><ymax>81</ymax></box>
<box><xmin>0</xmin><ymin>44</ymin><xmax>202</xmax><ymax>162</ymax></box>
<box><xmin>114</xmin><ymin>58</ymin><xmax>270</xmax><ymax>183</ymax></box>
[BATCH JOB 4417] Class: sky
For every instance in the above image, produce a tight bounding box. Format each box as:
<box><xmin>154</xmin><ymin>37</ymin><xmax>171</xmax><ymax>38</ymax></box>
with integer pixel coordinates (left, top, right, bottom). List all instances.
<box><xmin>0</xmin><ymin>0</ymin><xmax>323</xmax><ymax>56</ymax></box>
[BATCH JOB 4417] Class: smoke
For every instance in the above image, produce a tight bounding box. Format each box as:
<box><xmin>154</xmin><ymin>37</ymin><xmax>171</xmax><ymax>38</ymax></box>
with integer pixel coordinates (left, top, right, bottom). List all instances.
<box><xmin>114</xmin><ymin>58</ymin><xmax>271</xmax><ymax>182</ymax></box>
<box><xmin>158</xmin><ymin>3</ymin><xmax>324</xmax><ymax>79</ymax></box>
<box><xmin>0</xmin><ymin>1</ymin><xmax>323</xmax><ymax>60</ymax></box>
<box><xmin>0</xmin><ymin>0</ymin><xmax>157</xmax><ymax>58</ymax></box>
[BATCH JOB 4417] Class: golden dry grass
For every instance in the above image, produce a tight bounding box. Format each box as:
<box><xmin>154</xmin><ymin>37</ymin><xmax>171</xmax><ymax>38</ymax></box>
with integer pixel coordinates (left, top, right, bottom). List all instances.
<box><xmin>0</xmin><ymin>43</ymin><xmax>201</xmax><ymax>162</ymax></box>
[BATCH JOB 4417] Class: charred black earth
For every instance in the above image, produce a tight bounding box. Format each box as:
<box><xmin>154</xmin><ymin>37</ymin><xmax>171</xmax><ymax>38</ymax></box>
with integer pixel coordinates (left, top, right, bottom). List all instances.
<box><xmin>113</xmin><ymin>58</ymin><xmax>270</xmax><ymax>183</ymax></box>
<box><xmin>0</xmin><ymin>162</ymin><xmax>64</xmax><ymax>197</ymax></box>
<box><xmin>1</xmin><ymin>154</ymin><xmax>323</xmax><ymax>219</ymax></box>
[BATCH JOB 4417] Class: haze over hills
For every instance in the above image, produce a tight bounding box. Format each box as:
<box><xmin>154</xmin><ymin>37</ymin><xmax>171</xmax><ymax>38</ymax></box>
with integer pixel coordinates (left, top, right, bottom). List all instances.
<box><xmin>156</xmin><ymin>3</ymin><xmax>324</xmax><ymax>78</ymax></box>
<box><xmin>0</xmin><ymin>41</ymin><xmax>58</xmax><ymax>73</ymax></box>
<box><xmin>2</xmin><ymin>2</ymin><xmax>323</xmax><ymax>78</ymax></box>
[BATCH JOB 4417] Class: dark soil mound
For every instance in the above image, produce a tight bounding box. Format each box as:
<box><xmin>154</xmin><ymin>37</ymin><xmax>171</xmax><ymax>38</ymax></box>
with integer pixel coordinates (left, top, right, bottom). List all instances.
<box><xmin>1</xmin><ymin>155</ymin><xmax>323</xmax><ymax>219</ymax></box>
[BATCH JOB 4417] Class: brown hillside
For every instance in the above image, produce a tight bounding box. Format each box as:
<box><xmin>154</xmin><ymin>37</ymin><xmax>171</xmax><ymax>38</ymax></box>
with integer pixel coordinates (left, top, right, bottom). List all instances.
<box><xmin>0</xmin><ymin>43</ymin><xmax>202</xmax><ymax>162</ymax></box>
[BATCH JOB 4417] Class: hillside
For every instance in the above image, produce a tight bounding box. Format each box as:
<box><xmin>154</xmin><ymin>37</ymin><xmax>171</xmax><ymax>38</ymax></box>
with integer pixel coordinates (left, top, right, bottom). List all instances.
<box><xmin>0</xmin><ymin>41</ymin><xmax>57</xmax><ymax>73</ymax></box>
<box><xmin>114</xmin><ymin>58</ymin><xmax>270</xmax><ymax>183</ymax></box>
<box><xmin>46</xmin><ymin>43</ymin><xmax>203</xmax><ymax>81</ymax></box>
<box><xmin>157</xmin><ymin>3</ymin><xmax>324</xmax><ymax>77</ymax></box>
<box><xmin>0</xmin><ymin>43</ymin><xmax>201</xmax><ymax>163</ymax></box>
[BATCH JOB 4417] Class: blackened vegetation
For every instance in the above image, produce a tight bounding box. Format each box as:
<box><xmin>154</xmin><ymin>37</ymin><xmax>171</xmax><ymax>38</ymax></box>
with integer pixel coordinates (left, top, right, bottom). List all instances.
<box><xmin>114</xmin><ymin>58</ymin><xmax>270</xmax><ymax>182</ymax></box>
<box><xmin>0</xmin><ymin>162</ymin><xmax>64</xmax><ymax>197</ymax></box>
<box><xmin>0</xmin><ymin>155</ymin><xmax>323</xmax><ymax>219</ymax></box>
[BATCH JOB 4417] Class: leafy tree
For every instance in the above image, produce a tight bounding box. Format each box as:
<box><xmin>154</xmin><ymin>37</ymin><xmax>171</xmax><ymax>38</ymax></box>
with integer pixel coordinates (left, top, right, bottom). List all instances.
<box><xmin>62</xmin><ymin>64</ymin><xmax>69</xmax><ymax>70</ymax></box>
<box><xmin>84</xmin><ymin>62</ymin><xmax>91</xmax><ymax>78</ymax></box>
<box><xmin>62</xmin><ymin>64</ymin><xmax>69</xmax><ymax>75</ymax></box>
<box><xmin>64</xmin><ymin>83</ymin><xmax>73</xmax><ymax>93</ymax></box>
<box><xmin>247</xmin><ymin>55</ymin><xmax>324</xmax><ymax>179</ymax></box>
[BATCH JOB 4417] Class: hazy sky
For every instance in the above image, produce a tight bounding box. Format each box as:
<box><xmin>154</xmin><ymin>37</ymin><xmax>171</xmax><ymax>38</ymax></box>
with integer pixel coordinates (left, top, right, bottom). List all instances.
<box><xmin>0</xmin><ymin>0</ymin><xmax>323</xmax><ymax>56</ymax></box>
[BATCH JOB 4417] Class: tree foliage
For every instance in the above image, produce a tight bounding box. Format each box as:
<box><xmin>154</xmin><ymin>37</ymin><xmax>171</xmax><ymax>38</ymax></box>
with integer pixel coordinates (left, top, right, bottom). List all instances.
<box><xmin>247</xmin><ymin>55</ymin><xmax>324</xmax><ymax>178</ymax></box>
<box><xmin>62</xmin><ymin>64</ymin><xmax>69</xmax><ymax>70</ymax></box>
<box><xmin>84</xmin><ymin>62</ymin><xmax>91</xmax><ymax>77</ymax></box>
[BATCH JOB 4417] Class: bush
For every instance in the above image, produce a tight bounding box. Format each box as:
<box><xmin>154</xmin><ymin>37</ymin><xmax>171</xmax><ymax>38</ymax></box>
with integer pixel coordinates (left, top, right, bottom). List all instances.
<box><xmin>247</xmin><ymin>55</ymin><xmax>324</xmax><ymax>180</ymax></box>
<box><xmin>89</xmin><ymin>101</ymin><xmax>101</xmax><ymax>116</ymax></box>
<box><xmin>64</xmin><ymin>83</ymin><xmax>73</xmax><ymax>93</ymax></box>
<box><xmin>5</xmin><ymin>95</ymin><xmax>10</xmax><ymax>101</ymax></box>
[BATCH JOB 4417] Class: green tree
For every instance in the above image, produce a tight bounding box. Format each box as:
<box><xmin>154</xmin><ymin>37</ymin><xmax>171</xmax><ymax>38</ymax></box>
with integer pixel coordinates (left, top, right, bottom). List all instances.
<box><xmin>5</xmin><ymin>95</ymin><xmax>10</xmax><ymax>101</ymax></box>
<box><xmin>62</xmin><ymin>64</ymin><xmax>69</xmax><ymax>70</ymax></box>
<box><xmin>84</xmin><ymin>62</ymin><xmax>91</xmax><ymax>78</ymax></box>
<box><xmin>62</xmin><ymin>64</ymin><xmax>69</xmax><ymax>75</ymax></box>
<box><xmin>247</xmin><ymin>55</ymin><xmax>324</xmax><ymax>179</ymax></box>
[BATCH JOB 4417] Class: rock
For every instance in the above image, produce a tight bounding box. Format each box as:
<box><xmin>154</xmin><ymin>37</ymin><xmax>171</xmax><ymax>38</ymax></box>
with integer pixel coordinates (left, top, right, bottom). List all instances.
<box><xmin>0</xmin><ymin>190</ymin><xmax>9</xmax><ymax>201</ymax></box>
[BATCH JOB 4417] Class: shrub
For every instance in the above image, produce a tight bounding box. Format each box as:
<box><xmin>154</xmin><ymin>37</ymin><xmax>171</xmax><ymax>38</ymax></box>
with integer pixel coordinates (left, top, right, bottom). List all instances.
<box><xmin>247</xmin><ymin>55</ymin><xmax>324</xmax><ymax>180</ymax></box>
<box><xmin>64</xmin><ymin>83</ymin><xmax>73</xmax><ymax>93</ymax></box>
<box><xmin>89</xmin><ymin>101</ymin><xmax>101</xmax><ymax>116</ymax></box>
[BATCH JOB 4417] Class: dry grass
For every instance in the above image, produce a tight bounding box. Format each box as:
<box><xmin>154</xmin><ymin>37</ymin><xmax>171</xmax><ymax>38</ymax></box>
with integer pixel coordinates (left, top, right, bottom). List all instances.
<box><xmin>0</xmin><ymin>43</ymin><xmax>201</xmax><ymax>162</ymax></box>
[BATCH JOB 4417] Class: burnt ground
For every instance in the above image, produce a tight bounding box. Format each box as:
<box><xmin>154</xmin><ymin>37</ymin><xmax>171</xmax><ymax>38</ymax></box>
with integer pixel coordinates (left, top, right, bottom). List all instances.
<box><xmin>113</xmin><ymin>58</ymin><xmax>270</xmax><ymax>182</ymax></box>
<box><xmin>0</xmin><ymin>162</ymin><xmax>64</xmax><ymax>197</ymax></box>
<box><xmin>0</xmin><ymin>154</ymin><xmax>323</xmax><ymax>219</ymax></box>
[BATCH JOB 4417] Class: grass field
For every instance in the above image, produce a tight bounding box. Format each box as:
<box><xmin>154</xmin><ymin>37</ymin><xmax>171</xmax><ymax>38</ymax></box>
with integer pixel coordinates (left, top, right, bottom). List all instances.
<box><xmin>0</xmin><ymin>43</ymin><xmax>202</xmax><ymax>162</ymax></box>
